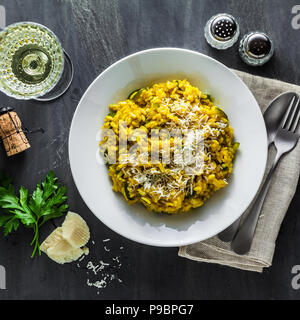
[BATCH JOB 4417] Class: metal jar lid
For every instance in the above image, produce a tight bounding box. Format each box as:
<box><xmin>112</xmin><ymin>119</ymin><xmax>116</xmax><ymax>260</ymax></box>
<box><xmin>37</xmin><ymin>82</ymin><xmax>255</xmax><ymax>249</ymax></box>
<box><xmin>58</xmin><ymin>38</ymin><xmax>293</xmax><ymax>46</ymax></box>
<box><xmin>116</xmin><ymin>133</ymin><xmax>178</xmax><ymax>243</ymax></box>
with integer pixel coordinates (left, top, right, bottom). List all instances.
<box><xmin>0</xmin><ymin>106</ymin><xmax>14</xmax><ymax>116</ymax></box>
<box><xmin>204</xmin><ymin>13</ymin><xmax>240</xmax><ymax>50</ymax></box>
<box><xmin>239</xmin><ymin>31</ymin><xmax>274</xmax><ymax>66</ymax></box>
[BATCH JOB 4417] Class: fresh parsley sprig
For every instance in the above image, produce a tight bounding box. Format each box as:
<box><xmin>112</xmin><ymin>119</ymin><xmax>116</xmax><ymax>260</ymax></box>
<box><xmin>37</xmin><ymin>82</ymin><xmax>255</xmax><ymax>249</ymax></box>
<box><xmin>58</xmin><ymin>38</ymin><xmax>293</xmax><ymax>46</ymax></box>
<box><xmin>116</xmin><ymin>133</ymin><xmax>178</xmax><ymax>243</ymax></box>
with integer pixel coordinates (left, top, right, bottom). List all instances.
<box><xmin>0</xmin><ymin>171</ymin><xmax>68</xmax><ymax>257</ymax></box>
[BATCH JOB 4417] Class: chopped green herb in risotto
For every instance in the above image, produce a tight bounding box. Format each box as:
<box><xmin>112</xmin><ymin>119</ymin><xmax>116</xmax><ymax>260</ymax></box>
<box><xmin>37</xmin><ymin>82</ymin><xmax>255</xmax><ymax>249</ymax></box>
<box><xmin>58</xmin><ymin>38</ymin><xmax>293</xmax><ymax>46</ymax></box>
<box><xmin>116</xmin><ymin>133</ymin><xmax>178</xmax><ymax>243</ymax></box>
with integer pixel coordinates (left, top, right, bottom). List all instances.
<box><xmin>100</xmin><ymin>80</ymin><xmax>239</xmax><ymax>214</ymax></box>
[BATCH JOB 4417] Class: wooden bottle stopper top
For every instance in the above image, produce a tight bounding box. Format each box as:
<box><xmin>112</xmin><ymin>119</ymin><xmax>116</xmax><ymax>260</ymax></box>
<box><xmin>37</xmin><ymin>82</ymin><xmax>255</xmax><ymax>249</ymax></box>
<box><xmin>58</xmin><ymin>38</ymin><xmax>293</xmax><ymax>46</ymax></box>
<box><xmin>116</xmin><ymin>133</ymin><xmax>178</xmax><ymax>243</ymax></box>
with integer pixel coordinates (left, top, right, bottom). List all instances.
<box><xmin>0</xmin><ymin>107</ymin><xmax>30</xmax><ymax>157</ymax></box>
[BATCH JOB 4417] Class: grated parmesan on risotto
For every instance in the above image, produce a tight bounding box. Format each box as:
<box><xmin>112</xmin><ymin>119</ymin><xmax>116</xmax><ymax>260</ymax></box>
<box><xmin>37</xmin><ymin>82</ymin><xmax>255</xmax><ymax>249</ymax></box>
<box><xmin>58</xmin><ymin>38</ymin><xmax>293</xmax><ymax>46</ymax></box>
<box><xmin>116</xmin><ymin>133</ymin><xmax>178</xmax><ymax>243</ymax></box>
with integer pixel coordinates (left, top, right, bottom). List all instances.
<box><xmin>100</xmin><ymin>80</ymin><xmax>239</xmax><ymax>214</ymax></box>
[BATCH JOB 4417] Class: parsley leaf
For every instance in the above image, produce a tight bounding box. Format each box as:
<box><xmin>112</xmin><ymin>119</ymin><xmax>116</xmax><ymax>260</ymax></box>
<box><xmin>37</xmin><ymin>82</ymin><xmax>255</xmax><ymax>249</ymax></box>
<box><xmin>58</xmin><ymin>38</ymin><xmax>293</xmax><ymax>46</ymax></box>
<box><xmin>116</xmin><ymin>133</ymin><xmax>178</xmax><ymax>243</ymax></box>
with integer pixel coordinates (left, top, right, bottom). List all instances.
<box><xmin>0</xmin><ymin>171</ymin><xmax>68</xmax><ymax>257</ymax></box>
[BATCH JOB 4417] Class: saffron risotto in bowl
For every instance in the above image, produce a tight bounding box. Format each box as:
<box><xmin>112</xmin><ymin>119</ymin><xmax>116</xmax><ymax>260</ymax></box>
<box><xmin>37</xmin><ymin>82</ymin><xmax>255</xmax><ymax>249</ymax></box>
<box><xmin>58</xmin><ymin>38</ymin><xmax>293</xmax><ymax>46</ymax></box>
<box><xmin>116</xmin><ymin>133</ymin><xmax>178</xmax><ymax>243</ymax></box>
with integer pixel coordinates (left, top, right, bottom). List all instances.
<box><xmin>100</xmin><ymin>79</ymin><xmax>239</xmax><ymax>214</ymax></box>
<box><xmin>69</xmin><ymin>48</ymin><xmax>267</xmax><ymax>246</ymax></box>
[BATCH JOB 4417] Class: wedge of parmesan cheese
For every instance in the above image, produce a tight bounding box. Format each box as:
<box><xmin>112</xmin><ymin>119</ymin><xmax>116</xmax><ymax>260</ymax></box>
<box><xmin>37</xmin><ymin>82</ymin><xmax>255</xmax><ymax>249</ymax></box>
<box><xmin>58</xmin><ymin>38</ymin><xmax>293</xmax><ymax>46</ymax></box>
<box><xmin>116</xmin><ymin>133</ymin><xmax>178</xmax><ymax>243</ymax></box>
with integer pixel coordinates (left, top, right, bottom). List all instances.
<box><xmin>40</xmin><ymin>227</ymin><xmax>67</xmax><ymax>253</ymax></box>
<box><xmin>62</xmin><ymin>212</ymin><xmax>90</xmax><ymax>248</ymax></box>
<box><xmin>41</xmin><ymin>212</ymin><xmax>90</xmax><ymax>264</ymax></box>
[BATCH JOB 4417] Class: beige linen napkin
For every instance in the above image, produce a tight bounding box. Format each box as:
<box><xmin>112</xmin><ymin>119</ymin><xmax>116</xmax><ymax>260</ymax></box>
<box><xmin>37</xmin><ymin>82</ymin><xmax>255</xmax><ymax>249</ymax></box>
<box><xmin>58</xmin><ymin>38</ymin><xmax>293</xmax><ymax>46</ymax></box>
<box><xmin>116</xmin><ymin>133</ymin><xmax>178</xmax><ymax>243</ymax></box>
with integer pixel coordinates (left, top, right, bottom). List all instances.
<box><xmin>178</xmin><ymin>70</ymin><xmax>300</xmax><ymax>272</ymax></box>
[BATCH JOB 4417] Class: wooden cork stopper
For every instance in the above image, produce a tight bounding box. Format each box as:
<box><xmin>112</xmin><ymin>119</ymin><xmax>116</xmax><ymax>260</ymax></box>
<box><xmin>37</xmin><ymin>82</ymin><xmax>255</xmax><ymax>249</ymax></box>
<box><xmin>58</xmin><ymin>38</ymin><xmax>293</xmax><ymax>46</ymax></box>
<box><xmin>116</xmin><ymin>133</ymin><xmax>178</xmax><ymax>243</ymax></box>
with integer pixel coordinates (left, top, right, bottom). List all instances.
<box><xmin>0</xmin><ymin>108</ymin><xmax>30</xmax><ymax>157</ymax></box>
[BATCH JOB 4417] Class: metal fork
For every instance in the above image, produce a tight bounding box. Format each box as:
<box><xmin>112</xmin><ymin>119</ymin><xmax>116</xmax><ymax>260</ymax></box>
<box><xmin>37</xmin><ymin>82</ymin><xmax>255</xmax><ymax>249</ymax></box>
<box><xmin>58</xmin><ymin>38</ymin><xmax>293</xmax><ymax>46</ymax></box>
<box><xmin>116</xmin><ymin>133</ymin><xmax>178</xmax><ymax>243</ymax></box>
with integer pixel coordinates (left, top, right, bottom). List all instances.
<box><xmin>231</xmin><ymin>95</ymin><xmax>300</xmax><ymax>255</ymax></box>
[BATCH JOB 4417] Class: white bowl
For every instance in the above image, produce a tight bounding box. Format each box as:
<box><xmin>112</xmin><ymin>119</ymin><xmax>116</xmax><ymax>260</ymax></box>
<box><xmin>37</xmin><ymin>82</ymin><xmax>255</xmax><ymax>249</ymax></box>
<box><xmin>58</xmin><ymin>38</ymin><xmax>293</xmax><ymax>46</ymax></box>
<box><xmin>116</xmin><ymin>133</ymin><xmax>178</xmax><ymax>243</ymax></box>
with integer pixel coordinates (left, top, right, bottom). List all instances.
<box><xmin>69</xmin><ymin>48</ymin><xmax>267</xmax><ymax>247</ymax></box>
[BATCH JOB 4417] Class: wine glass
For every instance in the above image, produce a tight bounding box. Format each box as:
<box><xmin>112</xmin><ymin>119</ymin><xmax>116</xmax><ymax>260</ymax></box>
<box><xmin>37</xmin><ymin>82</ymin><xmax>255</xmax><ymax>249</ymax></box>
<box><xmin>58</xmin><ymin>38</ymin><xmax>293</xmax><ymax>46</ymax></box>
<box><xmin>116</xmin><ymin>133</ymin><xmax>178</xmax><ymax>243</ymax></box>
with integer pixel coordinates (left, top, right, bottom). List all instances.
<box><xmin>0</xmin><ymin>21</ymin><xmax>73</xmax><ymax>101</ymax></box>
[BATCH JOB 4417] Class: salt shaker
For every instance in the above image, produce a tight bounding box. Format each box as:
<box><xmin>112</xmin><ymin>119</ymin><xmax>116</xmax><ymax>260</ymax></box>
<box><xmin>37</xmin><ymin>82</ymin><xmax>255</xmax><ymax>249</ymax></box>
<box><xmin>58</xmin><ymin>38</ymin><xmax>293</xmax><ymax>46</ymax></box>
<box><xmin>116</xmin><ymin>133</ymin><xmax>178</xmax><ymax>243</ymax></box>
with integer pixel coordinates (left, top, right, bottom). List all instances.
<box><xmin>204</xmin><ymin>13</ymin><xmax>240</xmax><ymax>50</ymax></box>
<box><xmin>239</xmin><ymin>31</ymin><xmax>274</xmax><ymax>66</ymax></box>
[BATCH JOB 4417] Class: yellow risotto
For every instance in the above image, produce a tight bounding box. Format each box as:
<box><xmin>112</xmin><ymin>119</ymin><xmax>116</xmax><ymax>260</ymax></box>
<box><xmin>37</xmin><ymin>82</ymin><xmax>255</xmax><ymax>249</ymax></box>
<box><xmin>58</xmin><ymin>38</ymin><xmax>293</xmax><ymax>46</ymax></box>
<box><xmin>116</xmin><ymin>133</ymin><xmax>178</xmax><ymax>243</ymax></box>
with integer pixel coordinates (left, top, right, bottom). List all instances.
<box><xmin>100</xmin><ymin>80</ymin><xmax>239</xmax><ymax>214</ymax></box>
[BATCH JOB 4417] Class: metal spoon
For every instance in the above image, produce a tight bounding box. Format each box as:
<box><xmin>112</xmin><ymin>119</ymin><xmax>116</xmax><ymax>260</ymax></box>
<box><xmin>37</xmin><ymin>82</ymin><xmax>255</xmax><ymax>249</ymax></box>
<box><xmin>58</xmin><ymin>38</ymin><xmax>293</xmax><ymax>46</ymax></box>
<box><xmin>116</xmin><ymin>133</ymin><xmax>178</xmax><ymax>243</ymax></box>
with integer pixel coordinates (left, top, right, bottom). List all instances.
<box><xmin>218</xmin><ymin>92</ymin><xmax>298</xmax><ymax>242</ymax></box>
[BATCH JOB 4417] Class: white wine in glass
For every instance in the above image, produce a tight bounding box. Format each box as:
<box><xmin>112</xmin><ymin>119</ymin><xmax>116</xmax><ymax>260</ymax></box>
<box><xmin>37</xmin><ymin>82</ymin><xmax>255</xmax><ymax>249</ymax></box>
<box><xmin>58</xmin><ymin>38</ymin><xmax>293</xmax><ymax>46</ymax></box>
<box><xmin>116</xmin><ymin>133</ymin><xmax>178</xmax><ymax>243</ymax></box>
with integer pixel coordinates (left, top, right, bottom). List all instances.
<box><xmin>0</xmin><ymin>22</ymin><xmax>65</xmax><ymax>100</ymax></box>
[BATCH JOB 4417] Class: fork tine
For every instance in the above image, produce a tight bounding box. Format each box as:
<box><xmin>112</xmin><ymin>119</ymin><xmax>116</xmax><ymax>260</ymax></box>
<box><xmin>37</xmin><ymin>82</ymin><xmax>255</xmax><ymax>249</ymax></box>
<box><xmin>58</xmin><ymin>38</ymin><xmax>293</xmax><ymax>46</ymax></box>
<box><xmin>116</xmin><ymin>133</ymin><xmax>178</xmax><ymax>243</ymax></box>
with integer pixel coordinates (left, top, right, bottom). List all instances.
<box><xmin>291</xmin><ymin>97</ymin><xmax>300</xmax><ymax>132</ymax></box>
<box><xmin>294</xmin><ymin>109</ymin><xmax>300</xmax><ymax>135</ymax></box>
<box><xmin>280</xmin><ymin>95</ymin><xmax>296</xmax><ymax>129</ymax></box>
<box><xmin>285</xmin><ymin>97</ymin><xmax>300</xmax><ymax>130</ymax></box>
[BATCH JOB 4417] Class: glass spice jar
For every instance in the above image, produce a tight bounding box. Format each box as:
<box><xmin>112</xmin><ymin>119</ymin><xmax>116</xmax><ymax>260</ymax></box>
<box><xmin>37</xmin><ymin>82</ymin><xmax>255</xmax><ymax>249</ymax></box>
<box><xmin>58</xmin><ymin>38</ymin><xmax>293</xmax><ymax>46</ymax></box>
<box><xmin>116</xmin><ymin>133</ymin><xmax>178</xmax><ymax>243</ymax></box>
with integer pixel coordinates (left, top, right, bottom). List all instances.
<box><xmin>239</xmin><ymin>31</ymin><xmax>274</xmax><ymax>66</ymax></box>
<box><xmin>204</xmin><ymin>13</ymin><xmax>240</xmax><ymax>50</ymax></box>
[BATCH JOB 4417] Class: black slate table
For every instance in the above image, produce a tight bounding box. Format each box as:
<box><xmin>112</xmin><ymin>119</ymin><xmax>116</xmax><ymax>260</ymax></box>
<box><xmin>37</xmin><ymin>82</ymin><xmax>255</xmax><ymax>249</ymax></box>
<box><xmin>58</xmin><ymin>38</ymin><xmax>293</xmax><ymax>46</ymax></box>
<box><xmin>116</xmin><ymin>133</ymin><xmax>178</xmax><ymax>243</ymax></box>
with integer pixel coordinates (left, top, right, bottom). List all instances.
<box><xmin>0</xmin><ymin>0</ymin><xmax>300</xmax><ymax>300</ymax></box>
